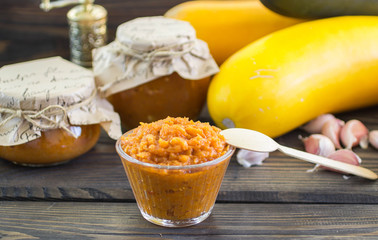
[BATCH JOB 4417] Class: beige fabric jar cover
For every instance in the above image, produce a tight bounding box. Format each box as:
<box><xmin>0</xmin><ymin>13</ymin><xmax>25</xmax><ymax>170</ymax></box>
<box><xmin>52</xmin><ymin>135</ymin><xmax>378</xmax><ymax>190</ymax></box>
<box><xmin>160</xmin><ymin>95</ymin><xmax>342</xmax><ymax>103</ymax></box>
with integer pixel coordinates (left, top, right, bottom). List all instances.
<box><xmin>92</xmin><ymin>16</ymin><xmax>219</xmax><ymax>97</ymax></box>
<box><xmin>0</xmin><ymin>56</ymin><xmax>122</xmax><ymax>146</ymax></box>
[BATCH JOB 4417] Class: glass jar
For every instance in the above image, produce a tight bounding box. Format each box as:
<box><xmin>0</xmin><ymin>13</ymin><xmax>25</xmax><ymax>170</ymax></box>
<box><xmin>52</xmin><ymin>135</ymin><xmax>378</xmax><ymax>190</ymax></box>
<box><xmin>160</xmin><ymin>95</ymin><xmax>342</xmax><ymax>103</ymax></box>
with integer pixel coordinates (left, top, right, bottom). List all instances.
<box><xmin>0</xmin><ymin>124</ymin><xmax>100</xmax><ymax>166</ymax></box>
<box><xmin>93</xmin><ymin>16</ymin><xmax>219</xmax><ymax>129</ymax></box>
<box><xmin>108</xmin><ymin>73</ymin><xmax>210</xmax><ymax>129</ymax></box>
<box><xmin>0</xmin><ymin>57</ymin><xmax>122</xmax><ymax>166</ymax></box>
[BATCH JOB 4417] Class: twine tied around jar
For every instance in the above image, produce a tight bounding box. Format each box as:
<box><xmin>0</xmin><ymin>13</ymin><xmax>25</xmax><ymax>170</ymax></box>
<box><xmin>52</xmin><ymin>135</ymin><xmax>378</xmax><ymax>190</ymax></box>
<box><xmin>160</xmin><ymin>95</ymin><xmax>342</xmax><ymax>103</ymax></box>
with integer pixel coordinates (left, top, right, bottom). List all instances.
<box><xmin>0</xmin><ymin>90</ymin><xmax>97</xmax><ymax>138</ymax></box>
<box><xmin>112</xmin><ymin>40</ymin><xmax>198</xmax><ymax>61</ymax></box>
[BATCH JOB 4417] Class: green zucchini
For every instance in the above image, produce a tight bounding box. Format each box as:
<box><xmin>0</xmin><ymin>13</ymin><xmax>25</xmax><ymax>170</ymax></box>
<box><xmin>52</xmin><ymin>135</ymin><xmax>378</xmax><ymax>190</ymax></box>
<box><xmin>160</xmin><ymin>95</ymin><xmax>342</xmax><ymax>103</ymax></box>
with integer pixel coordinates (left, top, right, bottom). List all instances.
<box><xmin>260</xmin><ymin>0</ymin><xmax>378</xmax><ymax>19</ymax></box>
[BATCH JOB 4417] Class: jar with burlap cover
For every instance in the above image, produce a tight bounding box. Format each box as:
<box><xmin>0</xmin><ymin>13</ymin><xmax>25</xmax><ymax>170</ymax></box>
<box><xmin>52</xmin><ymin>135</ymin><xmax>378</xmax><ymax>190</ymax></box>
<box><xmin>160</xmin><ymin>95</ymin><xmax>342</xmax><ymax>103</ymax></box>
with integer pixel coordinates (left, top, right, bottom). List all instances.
<box><xmin>0</xmin><ymin>56</ymin><xmax>121</xmax><ymax>165</ymax></box>
<box><xmin>92</xmin><ymin>16</ymin><xmax>219</xmax><ymax>129</ymax></box>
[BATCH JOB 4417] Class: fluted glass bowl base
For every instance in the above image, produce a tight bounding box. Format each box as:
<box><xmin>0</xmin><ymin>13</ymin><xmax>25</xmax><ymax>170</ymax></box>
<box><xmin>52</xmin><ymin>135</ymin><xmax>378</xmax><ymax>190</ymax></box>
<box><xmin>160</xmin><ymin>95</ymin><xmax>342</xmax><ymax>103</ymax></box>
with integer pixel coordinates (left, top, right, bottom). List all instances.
<box><xmin>140</xmin><ymin>207</ymin><xmax>213</xmax><ymax>228</ymax></box>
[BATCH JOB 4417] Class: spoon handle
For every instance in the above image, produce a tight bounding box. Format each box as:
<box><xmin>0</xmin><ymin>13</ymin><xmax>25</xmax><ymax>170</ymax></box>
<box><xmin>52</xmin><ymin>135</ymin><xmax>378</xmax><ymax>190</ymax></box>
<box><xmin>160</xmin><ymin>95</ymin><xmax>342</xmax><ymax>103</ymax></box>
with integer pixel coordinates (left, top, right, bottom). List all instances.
<box><xmin>277</xmin><ymin>145</ymin><xmax>378</xmax><ymax>180</ymax></box>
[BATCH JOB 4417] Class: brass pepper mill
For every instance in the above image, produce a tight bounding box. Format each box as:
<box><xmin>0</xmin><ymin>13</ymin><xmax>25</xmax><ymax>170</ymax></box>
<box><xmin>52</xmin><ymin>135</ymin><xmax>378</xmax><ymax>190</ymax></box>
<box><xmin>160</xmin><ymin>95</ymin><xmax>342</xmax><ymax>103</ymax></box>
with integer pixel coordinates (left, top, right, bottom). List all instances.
<box><xmin>40</xmin><ymin>0</ymin><xmax>107</xmax><ymax>67</ymax></box>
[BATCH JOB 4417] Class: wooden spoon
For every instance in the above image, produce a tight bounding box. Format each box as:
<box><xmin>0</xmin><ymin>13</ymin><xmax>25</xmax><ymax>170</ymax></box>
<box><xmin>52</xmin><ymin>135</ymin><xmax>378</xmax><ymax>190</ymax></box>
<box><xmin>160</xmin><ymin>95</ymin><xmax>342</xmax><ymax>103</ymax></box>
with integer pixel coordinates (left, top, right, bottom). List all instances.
<box><xmin>221</xmin><ymin>128</ymin><xmax>377</xmax><ymax>180</ymax></box>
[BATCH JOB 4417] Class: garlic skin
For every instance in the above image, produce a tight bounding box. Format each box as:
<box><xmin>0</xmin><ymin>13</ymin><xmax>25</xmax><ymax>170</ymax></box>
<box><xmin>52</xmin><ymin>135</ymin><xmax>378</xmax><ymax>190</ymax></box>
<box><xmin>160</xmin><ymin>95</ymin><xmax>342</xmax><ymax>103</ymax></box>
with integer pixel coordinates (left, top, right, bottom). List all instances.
<box><xmin>321</xmin><ymin>149</ymin><xmax>362</xmax><ymax>174</ymax></box>
<box><xmin>301</xmin><ymin>134</ymin><xmax>335</xmax><ymax>157</ymax></box>
<box><xmin>369</xmin><ymin>130</ymin><xmax>378</xmax><ymax>150</ymax></box>
<box><xmin>236</xmin><ymin>149</ymin><xmax>269</xmax><ymax>168</ymax></box>
<box><xmin>340</xmin><ymin>119</ymin><xmax>369</xmax><ymax>149</ymax></box>
<box><xmin>321</xmin><ymin>118</ymin><xmax>345</xmax><ymax>149</ymax></box>
<box><xmin>302</xmin><ymin>114</ymin><xmax>336</xmax><ymax>134</ymax></box>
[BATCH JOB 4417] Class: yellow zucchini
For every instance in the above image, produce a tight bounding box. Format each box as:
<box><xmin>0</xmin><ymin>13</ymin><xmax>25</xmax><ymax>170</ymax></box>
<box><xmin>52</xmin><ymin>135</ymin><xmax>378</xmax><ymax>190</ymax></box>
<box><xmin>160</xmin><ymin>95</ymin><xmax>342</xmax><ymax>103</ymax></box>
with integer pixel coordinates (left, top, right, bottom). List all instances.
<box><xmin>207</xmin><ymin>16</ymin><xmax>378</xmax><ymax>138</ymax></box>
<box><xmin>164</xmin><ymin>0</ymin><xmax>304</xmax><ymax>64</ymax></box>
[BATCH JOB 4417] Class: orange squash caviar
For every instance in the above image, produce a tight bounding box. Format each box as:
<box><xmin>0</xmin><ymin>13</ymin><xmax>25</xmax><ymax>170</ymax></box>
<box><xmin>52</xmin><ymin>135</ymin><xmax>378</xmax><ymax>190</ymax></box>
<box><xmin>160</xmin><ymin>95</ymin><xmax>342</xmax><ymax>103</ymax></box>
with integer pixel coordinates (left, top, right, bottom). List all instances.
<box><xmin>120</xmin><ymin>117</ymin><xmax>228</xmax><ymax>165</ymax></box>
<box><xmin>116</xmin><ymin>117</ymin><xmax>234</xmax><ymax>227</ymax></box>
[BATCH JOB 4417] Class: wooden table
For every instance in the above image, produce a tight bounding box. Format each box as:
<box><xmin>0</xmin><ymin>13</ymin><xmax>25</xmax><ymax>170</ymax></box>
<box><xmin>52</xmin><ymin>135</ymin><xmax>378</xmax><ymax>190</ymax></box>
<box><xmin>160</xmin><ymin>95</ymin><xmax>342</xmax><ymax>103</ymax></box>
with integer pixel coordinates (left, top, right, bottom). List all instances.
<box><xmin>1</xmin><ymin>1</ymin><xmax>378</xmax><ymax>239</ymax></box>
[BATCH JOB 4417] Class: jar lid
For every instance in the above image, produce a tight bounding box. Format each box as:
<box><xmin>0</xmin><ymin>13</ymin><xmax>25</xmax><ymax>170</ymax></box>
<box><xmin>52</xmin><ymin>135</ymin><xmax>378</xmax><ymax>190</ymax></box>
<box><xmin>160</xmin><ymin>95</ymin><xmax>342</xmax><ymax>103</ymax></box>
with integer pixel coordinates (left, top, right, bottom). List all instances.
<box><xmin>0</xmin><ymin>57</ymin><xmax>122</xmax><ymax>146</ymax></box>
<box><xmin>116</xmin><ymin>16</ymin><xmax>196</xmax><ymax>53</ymax></box>
<box><xmin>93</xmin><ymin>16</ymin><xmax>219</xmax><ymax>97</ymax></box>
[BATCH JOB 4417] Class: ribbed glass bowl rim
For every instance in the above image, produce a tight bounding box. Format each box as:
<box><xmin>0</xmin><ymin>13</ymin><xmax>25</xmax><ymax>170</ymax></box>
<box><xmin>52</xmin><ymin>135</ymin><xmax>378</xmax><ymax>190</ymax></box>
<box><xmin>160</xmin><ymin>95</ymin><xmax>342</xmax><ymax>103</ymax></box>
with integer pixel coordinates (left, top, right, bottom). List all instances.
<box><xmin>115</xmin><ymin>134</ymin><xmax>235</xmax><ymax>170</ymax></box>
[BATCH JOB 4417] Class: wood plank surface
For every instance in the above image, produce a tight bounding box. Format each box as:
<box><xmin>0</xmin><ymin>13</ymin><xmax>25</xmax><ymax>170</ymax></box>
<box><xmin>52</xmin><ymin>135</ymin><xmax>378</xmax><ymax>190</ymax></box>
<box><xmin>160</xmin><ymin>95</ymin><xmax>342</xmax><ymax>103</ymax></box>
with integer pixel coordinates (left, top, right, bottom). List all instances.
<box><xmin>1</xmin><ymin>201</ymin><xmax>378</xmax><ymax>239</ymax></box>
<box><xmin>1</xmin><ymin>106</ymin><xmax>377</xmax><ymax>203</ymax></box>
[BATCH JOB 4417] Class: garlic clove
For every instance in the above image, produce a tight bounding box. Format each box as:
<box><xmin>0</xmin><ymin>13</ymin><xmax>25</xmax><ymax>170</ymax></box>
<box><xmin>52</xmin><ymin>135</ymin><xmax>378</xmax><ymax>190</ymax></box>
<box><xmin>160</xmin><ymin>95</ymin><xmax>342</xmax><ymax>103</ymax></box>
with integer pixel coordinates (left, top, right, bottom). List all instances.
<box><xmin>369</xmin><ymin>130</ymin><xmax>378</xmax><ymax>150</ymax></box>
<box><xmin>340</xmin><ymin>119</ymin><xmax>369</xmax><ymax>149</ymax></box>
<box><xmin>321</xmin><ymin>149</ymin><xmax>362</xmax><ymax>174</ymax></box>
<box><xmin>321</xmin><ymin>118</ymin><xmax>344</xmax><ymax>149</ymax></box>
<box><xmin>236</xmin><ymin>149</ymin><xmax>269</xmax><ymax>168</ymax></box>
<box><xmin>302</xmin><ymin>114</ymin><xmax>336</xmax><ymax>134</ymax></box>
<box><xmin>301</xmin><ymin>134</ymin><xmax>335</xmax><ymax>157</ymax></box>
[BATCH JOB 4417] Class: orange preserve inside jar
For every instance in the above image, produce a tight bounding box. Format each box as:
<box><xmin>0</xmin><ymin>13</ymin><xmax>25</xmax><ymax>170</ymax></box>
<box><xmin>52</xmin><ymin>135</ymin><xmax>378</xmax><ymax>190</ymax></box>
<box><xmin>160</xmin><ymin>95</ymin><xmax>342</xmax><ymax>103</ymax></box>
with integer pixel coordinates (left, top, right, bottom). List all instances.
<box><xmin>108</xmin><ymin>73</ymin><xmax>210</xmax><ymax>129</ymax></box>
<box><xmin>0</xmin><ymin>57</ymin><xmax>122</xmax><ymax>166</ymax></box>
<box><xmin>93</xmin><ymin>16</ymin><xmax>219</xmax><ymax>129</ymax></box>
<box><xmin>0</xmin><ymin>125</ymin><xmax>101</xmax><ymax>166</ymax></box>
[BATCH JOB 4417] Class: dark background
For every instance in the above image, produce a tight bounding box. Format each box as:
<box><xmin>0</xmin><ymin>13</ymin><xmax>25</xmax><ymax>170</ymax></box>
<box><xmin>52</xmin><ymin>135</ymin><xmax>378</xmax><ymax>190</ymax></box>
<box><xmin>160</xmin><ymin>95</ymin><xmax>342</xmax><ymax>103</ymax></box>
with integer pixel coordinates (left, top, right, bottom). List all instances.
<box><xmin>0</xmin><ymin>0</ymin><xmax>186</xmax><ymax>66</ymax></box>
